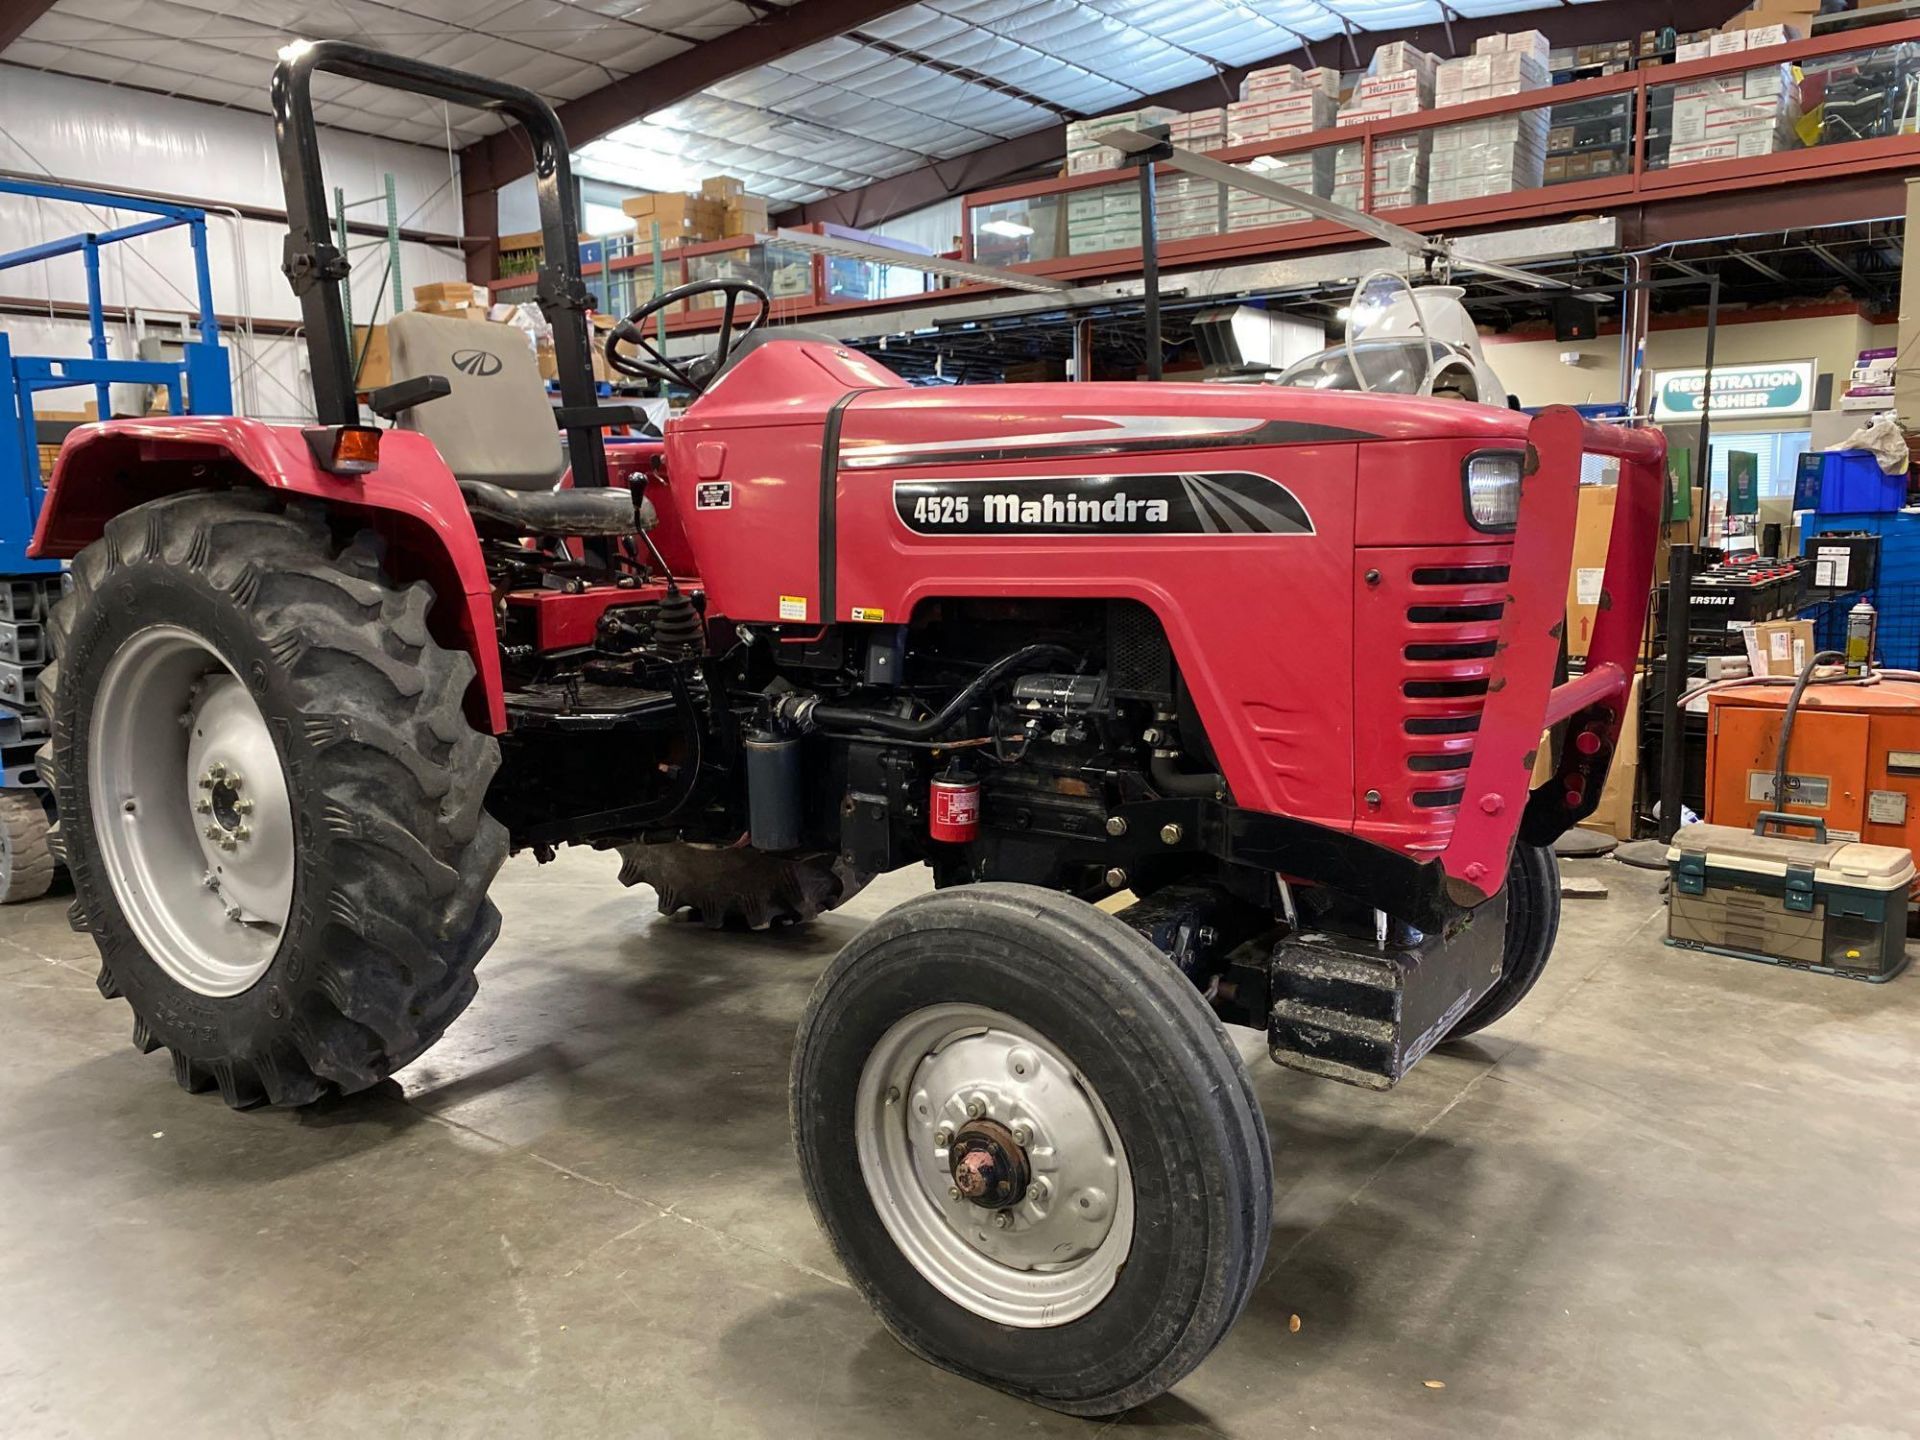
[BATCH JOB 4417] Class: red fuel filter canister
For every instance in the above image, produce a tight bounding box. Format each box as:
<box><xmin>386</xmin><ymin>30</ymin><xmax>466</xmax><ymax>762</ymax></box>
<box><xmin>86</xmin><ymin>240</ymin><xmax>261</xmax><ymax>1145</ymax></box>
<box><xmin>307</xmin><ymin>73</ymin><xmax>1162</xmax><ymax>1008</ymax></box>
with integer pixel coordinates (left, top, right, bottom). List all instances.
<box><xmin>929</xmin><ymin>766</ymin><xmax>980</xmax><ymax>843</ymax></box>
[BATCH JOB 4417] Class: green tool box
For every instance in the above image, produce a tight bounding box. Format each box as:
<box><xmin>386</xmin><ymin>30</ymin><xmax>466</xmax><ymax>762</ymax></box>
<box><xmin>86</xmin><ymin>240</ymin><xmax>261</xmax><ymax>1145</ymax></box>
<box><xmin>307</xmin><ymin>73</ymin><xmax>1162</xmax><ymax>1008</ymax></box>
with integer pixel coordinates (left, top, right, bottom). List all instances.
<box><xmin>1666</xmin><ymin>813</ymin><xmax>1913</xmax><ymax>983</ymax></box>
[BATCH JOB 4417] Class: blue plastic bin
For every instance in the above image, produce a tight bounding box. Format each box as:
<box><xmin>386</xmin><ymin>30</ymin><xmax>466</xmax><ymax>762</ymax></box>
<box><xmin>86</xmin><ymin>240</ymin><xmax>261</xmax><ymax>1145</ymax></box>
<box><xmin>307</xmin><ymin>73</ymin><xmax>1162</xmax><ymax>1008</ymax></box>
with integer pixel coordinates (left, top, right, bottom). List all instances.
<box><xmin>1816</xmin><ymin>450</ymin><xmax>1907</xmax><ymax>514</ymax></box>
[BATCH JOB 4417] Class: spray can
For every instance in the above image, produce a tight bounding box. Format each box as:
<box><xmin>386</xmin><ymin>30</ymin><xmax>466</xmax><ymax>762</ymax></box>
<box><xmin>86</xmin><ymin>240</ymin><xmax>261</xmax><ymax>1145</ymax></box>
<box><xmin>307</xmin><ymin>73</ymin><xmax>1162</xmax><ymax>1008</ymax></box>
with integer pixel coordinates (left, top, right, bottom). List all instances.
<box><xmin>929</xmin><ymin>762</ymin><xmax>980</xmax><ymax>843</ymax></box>
<box><xmin>1845</xmin><ymin>599</ymin><xmax>1878</xmax><ymax>678</ymax></box>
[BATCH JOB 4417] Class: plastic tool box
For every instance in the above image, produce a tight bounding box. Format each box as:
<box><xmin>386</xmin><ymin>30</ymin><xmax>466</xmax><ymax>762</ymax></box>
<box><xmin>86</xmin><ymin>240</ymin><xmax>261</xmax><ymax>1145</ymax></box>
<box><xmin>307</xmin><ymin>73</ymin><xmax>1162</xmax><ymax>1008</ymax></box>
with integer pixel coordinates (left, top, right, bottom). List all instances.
<box><xmin>1667</xmin><ymin>815</ymin><xmax>1913</xmax><ymax>982</ymax></box>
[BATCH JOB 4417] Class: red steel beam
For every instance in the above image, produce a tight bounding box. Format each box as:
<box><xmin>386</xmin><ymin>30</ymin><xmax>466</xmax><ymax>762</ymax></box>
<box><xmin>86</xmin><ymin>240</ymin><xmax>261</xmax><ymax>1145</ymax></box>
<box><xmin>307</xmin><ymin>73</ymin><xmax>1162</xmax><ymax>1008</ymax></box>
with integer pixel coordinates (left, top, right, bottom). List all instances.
<box><xmin>782</xmin><ymin>0</ymin><xmax>1750</xmax><ymax>230</ymax></box>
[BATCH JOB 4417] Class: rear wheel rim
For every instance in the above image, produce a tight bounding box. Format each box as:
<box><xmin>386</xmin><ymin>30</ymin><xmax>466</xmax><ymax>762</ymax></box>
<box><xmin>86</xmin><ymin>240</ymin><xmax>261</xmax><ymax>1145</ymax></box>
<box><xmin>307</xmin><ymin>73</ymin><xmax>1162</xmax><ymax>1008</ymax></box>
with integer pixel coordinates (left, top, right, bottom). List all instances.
<box><xmin>88</xmin><ymin>625</ymin><xmax>295</xmax><ymax>997</ymax></box>
<box><xmin>854</xmin><ymin>1002</ymin><xmax>1133</xmax><ymax>1328</ymax></box>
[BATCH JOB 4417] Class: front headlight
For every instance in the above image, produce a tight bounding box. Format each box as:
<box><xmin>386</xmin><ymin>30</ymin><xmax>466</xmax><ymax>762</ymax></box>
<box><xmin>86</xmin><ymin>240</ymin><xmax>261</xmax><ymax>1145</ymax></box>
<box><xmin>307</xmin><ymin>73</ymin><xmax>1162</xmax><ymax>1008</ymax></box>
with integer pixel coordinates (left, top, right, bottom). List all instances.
<box><xmin>1463</xmin><ymin>450</ymin><xmax>1522</xmax><ymax>532</ymax></box>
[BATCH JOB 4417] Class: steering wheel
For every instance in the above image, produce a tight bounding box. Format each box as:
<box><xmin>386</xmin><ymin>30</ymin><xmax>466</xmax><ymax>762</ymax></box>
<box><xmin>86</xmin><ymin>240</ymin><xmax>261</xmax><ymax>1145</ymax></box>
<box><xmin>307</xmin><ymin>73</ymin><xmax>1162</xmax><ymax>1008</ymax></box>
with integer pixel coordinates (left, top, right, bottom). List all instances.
<box><xmin>605</xmin><ymin>278</ymin><xmax>769</xmax><ymax>393</ymax></box>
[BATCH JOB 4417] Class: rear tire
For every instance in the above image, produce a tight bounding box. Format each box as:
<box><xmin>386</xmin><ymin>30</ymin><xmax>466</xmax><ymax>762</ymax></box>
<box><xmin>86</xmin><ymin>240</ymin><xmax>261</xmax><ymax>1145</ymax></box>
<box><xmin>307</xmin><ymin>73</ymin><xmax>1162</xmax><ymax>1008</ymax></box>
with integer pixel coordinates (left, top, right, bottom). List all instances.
<box><xmin>791</xmin><ymin>883</ymin><xmax>1272</xmax><ymax>1415</ymax></box>
<box><xmin>0</xmin><ymin>791</ymin><xmax>54</xmax><ymax>903</ymax></box>
<box><xmin>1447</xmin><ymin>842</ymin><xmax>1559</xmax><ymax>1041</ymax></box>
<box><xmin>39</xmin><ymin>492</ymin><xmax>507</xmax><ymax>1107</ymax></box>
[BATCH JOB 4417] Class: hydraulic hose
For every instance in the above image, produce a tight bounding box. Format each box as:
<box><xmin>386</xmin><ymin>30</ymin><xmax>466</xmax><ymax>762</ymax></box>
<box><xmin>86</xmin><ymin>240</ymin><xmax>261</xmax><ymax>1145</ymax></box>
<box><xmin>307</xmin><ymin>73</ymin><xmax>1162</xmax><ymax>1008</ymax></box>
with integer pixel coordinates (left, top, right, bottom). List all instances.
<box><xmin>1772</xmin><ymin>650</ymin><xmax>1845</xmax><ymax>816</ymax></box>
<box><xmin>802</xmin><ymin>644</ymin><xmax>1081</xmax><ymax>739</ymax></box>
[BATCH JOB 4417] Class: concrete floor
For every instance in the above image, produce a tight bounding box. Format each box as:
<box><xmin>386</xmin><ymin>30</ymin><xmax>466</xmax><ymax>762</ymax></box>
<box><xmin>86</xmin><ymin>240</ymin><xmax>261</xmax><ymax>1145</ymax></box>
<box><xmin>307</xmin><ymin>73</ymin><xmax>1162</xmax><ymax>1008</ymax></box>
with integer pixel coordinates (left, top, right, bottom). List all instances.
<box><xmin>2</xmin><ymin>853</ymin><xmax>1917</xmax><ymax>1439</ymax></box>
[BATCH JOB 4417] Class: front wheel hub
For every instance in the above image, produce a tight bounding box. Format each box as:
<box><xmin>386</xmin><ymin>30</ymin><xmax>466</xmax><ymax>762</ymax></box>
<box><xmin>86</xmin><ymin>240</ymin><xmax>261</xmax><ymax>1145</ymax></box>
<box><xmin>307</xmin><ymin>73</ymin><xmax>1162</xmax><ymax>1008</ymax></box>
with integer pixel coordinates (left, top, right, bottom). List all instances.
<box><xmin>948</xmin><ymin>1119</ymin><xmax>1030</xmax><ymax>1208</ymax></box>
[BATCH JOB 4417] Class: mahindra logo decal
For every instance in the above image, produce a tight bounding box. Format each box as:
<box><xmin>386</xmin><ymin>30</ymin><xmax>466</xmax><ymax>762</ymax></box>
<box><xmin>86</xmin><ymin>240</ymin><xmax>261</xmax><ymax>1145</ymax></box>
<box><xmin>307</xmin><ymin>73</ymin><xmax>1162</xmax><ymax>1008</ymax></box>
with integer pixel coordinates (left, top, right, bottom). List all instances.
<box><xmin>892</xmin><ymin>472</ymin><xmax>1313</xmax><ymax>537</ymax></box>
<box><xmin>451</xmin><ymin>348</ymin><xmax>503</xmax><ymax>377</ymax></box>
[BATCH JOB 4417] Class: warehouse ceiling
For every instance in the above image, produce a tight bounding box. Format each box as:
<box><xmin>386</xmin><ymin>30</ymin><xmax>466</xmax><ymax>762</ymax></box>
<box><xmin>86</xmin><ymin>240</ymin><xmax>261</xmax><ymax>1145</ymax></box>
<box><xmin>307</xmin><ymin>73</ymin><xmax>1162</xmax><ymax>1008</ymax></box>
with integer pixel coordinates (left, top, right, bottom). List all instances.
<box><xmin>4</xmin><ymin>0</ymin><xmax>1602</xmax><ymax>200</ymax></box>
<box><xmin>0</xmin><ymin>0</ymin><xmax>782</xmax><ymax>147</ymax></box>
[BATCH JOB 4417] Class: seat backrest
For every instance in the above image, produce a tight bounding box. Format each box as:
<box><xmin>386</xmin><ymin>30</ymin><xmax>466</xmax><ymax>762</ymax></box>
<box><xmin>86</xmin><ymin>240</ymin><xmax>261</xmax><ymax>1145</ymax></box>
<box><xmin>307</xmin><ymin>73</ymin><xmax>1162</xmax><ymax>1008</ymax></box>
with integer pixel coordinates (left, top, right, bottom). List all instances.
<box><xmin>385</xmin><ymin>311</ymin><xmax>565</xmax><ymax>490</ymax></box>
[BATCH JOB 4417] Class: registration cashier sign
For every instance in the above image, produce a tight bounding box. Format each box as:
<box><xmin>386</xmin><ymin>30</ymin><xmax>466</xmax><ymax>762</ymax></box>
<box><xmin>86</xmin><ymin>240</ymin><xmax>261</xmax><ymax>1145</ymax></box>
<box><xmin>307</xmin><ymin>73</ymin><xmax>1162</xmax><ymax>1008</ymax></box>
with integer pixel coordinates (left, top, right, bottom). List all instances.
<box><xmin>1652</xmin><ymin>360</ymin><xmax>1815</xmax><ymax>421</ymax></box>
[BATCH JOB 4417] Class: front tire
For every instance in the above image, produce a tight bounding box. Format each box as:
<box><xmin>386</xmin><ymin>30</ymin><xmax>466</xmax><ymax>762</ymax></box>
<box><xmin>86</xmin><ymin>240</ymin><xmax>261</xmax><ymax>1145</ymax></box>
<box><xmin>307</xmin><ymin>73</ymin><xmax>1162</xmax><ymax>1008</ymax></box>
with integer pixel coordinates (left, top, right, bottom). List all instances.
<box><xmin>791</xmin><ymin>884</ymin><xmax>1272</xmax><ymax>1415</ymax></box>
<box><xmin>1447</xmin><ymin>842</ymin><xmax>1560</xmax><ymax>1041</ymax></box>
<box><xmin>39</xmin><ymin>492</ymin><xmax>507</xmax><ymax>1107</ymax></box>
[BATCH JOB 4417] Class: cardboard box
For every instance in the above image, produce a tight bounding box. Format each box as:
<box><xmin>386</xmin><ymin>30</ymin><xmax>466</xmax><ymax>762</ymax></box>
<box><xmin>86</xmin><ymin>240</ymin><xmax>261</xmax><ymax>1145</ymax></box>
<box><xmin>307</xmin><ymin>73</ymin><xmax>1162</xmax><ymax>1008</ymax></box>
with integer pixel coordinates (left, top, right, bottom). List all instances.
<box><xmin>350</xmin><ymin>323</ymin><xmax>390</xmax><ymax>391</ymax></box>
<box><xmin>415</xmin><ymin>302</ymin><xmax>490</xmax><ymax>323</ymax></box>
<box><xmin>621</xmin><ymin>192</ymin><xmax>726</xmax><ymax>242</ymax></box>
<box><xmin>724</xmin><ymin>197</ymin><xmax>770</xmax><ymax>237</ymax></box>
<box><xmin>1580</xmin><ymin>671</ymin><xmax>1643</xmax><ymax>839</ymax></box>
<box><xmin>700</xmin><ymin>175</ymin><xmax>746</xmax><ymax>201</ymax></box>
<box><xmin>413</xmin><ymin>280</ymin><xmax>486</xmax><ymax>307</ymax></box>
<box><xmin>1566</xmin><ymin>484</ymin><xmax>1698</xmax><ymax>658</ymax></box>
<box><xmin>1744</xmin><ymin>619</ymin><xmax>1815</xmax><ymax>679</ymax></box>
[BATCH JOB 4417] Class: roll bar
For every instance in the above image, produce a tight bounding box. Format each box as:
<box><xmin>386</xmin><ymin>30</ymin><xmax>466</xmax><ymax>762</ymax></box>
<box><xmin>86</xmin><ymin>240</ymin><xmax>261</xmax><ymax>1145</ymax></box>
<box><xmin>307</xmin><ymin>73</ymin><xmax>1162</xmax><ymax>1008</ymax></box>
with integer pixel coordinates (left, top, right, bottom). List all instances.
<box><xmin>270</xmin><ymin>41</ymin><xmax>610</xmax><ymax>489</ymax></box>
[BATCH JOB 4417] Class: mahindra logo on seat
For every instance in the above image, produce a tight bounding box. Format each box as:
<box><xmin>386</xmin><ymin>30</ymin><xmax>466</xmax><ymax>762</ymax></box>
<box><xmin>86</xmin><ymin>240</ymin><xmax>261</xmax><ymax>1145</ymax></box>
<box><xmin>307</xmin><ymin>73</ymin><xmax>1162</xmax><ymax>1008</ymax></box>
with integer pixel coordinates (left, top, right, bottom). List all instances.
<box><xmin>451</xmin><ymin>348</ymin><xmax>503</xmax><ymax>377</ymax></box>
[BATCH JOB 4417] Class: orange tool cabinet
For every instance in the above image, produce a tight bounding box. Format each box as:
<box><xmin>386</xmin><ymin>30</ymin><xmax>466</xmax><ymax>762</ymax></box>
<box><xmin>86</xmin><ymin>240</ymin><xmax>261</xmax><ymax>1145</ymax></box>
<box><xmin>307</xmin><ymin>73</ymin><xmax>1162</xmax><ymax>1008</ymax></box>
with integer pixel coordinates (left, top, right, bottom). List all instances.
<box><xmin>1705</xmin><ymin>680</ymin><xmax>1920</xmax><ymax>862</ymax></box>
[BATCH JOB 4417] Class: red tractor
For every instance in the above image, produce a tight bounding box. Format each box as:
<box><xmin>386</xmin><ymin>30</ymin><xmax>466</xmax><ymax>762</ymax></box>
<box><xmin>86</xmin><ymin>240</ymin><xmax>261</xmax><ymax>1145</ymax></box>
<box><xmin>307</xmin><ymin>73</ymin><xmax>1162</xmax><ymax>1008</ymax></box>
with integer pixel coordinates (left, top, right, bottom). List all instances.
<box><xmin>29</xmin><ymin>44</ymin><xmax>1663</xmax><ymax>1415</ymax></box>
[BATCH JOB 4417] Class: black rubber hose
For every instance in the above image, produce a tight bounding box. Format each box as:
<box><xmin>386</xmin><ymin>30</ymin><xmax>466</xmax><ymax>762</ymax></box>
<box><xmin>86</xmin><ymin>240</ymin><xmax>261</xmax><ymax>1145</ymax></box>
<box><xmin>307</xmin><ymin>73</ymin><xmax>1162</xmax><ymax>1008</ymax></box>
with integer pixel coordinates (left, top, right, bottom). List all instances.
<box><xmin>806</xmin><ymin>643</ymin><xmax>1080</xmax><ymax>739</ymax></box>
<box><xmin>1772</xmin><ymin>649</ymin><xmax>1845</xmax><ymax>814</ymax></box>
<box><xmin>1151</xmin><ymin>751</ymin><xmax>1223</xmax><ymax>798</ymax></box>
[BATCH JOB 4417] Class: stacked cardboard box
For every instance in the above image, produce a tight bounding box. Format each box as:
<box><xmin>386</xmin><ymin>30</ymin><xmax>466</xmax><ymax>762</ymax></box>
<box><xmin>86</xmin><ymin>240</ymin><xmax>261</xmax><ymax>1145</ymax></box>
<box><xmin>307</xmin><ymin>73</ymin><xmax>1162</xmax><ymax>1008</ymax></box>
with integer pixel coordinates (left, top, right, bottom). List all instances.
<box><xmin>1669</xmin><ymin>60</ymin><xmax>1801</xmax><ymax>166</ymax></box>
<box><xmin>1428</xmin><ymin>37</ymin><xmax>1551</xmax><ymax>203</ymax></box>
<box><xmin>1066</xmin><ymin>183</ymin><xmax>1142</xmax><ymax>255</ymax></box>
<box><xmin>1240</xmin><ymin>63</ymin><xmax>1339</xmax><ymax>104</ymax></box>
<box><xmin>411</xmin><ymin>280</ymin><xmax>490</xmax><ymax>323</ymax></box>
<box><xmin>1474</xmin><ymin>29</ymin><xmax>1549</xmax><ymax>62</ymax></box>
<box><xmin>1155</xmin><ymin>174</ymin><xmax>1223</xmax><ymax>241</ymax></box>
<box><xmin>701</xmin><ymin>175</ymin><xmax>771</xmax><ymax>237</ymax></box>
<box><xmin>621</xmin><ymin>190</ymin><xmax>726</xmax><ymax>244</ymax></box>
<box><xmin>1169</xmin><ymin>107</ymin><xmax>1227</xmax><ymax>152</ymax></box>
<box><xmin>1332</xmin><ymin>45</ymin><xmax>1436</xmax><ymax>211</ymax></box>
<box><xmin>1066</xmin><ymin>105</ymin><xmax>1180</xmax><ymax>175</ymax></box>
<box><xmin>1225</xmin><ymin>71</ymin><xmax>1337</xmax><ymax>231</ymax></box>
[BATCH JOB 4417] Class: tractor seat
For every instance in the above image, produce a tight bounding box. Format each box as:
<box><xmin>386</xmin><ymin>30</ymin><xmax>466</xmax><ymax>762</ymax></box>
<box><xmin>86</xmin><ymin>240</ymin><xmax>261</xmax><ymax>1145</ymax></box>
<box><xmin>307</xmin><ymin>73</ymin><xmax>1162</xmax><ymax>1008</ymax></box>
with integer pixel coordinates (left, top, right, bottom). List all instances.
<box><xmin>384</xmin><ymin>310</ymin><xmax>640</xmax><ymax>536</ymax></box>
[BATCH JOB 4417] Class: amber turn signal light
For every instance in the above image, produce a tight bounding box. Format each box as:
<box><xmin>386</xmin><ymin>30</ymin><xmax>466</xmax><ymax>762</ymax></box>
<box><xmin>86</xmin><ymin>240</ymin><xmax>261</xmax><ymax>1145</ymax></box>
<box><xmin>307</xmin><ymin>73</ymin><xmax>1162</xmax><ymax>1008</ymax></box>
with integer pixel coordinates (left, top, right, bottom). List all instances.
<box><xmin>302</xmin><ymin>424</ymin><xmax>382</xmax><ymax>476</ymax></box>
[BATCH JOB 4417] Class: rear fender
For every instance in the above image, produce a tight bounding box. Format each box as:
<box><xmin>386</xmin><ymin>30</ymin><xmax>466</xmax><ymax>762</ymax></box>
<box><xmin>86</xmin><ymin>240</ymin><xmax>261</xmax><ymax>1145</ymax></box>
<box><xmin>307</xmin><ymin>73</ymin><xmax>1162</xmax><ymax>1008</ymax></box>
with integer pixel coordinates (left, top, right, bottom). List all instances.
<box><xmin>31</xmin><ymin>417</ymin><xmax>506</xmax><ymax>733</ymax></box>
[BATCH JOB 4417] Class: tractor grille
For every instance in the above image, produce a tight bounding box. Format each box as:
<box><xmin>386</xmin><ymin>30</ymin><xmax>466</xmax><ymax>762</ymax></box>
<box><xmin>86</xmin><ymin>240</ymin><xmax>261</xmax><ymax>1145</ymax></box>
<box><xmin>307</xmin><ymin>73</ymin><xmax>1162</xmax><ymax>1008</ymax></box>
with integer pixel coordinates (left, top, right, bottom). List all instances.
<box><xmin>1360</xmin><ymin>552</ymin><xmax>1513</xmax><ymax>857</ymax></box>
<box><xmin>1108</xmin><ymin>599</ymin><xmax>1173</xmax><ymax>701</ymax></box>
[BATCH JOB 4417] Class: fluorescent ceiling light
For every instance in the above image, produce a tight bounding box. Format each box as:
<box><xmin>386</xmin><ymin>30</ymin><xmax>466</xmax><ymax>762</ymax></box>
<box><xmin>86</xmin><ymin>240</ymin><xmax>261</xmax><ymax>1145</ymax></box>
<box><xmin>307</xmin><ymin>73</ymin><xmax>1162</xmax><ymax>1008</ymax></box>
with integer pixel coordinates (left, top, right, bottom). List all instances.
<box><xmin>978</xmin><ymin>219</ymin><xmax>1034</xmax><ymax>239</ymax></box>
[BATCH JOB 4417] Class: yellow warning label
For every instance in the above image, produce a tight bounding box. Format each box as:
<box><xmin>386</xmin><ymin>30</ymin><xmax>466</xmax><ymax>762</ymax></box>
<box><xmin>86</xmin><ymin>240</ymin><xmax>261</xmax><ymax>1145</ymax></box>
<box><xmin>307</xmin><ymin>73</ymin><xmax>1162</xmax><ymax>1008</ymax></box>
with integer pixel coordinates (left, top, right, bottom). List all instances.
<box><xmin>850</xmin><ymin>606</ymin><xmax>886</xmax><ymax>623</ymax></box>
<box><xmin>778</xmin><ymin>595</ymin><xmax>808</xmax><ymax>621</ymax></box>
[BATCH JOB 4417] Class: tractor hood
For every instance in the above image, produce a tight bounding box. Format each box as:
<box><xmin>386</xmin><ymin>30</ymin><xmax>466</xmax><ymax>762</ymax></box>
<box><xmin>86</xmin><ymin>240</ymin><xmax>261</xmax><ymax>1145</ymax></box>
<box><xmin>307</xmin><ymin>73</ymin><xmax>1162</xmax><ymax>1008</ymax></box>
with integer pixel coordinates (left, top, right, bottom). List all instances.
<box><xmin>683</xmin><ymin>338</ymin><xmax>1532</xmax><ymax>452</ymax></box>
<box><xmin>834</xmin><ymin>383</ymin><xmax>1530</xmax><ymax>466</ymax></box>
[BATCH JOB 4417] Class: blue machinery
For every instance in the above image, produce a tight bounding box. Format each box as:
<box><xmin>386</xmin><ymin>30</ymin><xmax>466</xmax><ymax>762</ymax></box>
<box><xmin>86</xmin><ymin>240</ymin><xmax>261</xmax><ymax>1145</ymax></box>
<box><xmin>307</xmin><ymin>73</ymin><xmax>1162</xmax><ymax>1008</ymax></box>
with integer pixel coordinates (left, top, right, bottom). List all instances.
<box><xmin>1</xmin><ymin>177</ymin><xmax>233</xmax><ymax>573</ymax></box>
<box><xmin>0</xmin><ymin>179</ymin><xmax>232</xmax><ymax>897</ymax></box>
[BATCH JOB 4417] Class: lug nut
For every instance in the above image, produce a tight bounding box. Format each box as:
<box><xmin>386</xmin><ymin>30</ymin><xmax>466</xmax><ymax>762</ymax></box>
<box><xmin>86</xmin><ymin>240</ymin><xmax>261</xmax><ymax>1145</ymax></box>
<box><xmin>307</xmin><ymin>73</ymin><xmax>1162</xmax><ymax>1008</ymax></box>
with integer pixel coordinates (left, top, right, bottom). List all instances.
<box><xmin>1030</xmin><ymin>1177</ymin><xmax>1050</xmax><ymax>1203</ymax></box>
<box><xmin>1105</xmin><ymin>815</ymin><xmax>1127</xmax><ymax>837</ymax></box>
<box><xmin>948</xmin><ymin>1186</ymin><xmax>962</xmax><ymax>1201</ymax></box>
<box><xmin>1104</xmin><ymin>867</ymin><xmax>1127</xmax><ymax>889</ymax></box>
<box><xmin>1159</xmin><ymin>822</ymin><xmax>1183</xmax><ymax>845</ymax></box>
<box><xmin>234</xmin><ymin>798</ymin><xmax>254</xmax><ymax>815</ymax></box>
<box><xmin>1011</xmin><ymin>1123</ymin><xmax>1031</xmax><ymax>1146</ymax></box>
<box><xmin>993</xmin><ymin>1211</ymin><xmax>1014</xmax><ymax>1230</ymax></box>
<box><xmin>935</xmin><ymin>1126</ymin><xmax>953</xmax><ymax>1149</ymax></box>
<box><xmin>965</xmin><ymin>1097</ymin><xmax>985</xmax><ymax>1119</ymax></box>
<box><xmin>195</xmin><ymin>800</ymin><xmax>212</xmax><ymax>815</ymax></box>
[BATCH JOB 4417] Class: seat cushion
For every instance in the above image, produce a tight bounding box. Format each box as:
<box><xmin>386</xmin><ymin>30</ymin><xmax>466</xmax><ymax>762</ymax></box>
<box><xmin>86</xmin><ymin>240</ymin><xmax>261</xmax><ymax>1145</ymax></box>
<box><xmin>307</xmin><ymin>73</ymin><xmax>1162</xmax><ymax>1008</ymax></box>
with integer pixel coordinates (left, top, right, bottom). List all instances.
<box><xmin>458</xmin><ymin>482</ymin><xmax>646</xmax><ymax>537</ymax></box>
<box><xmin>386</xmin><ymin>311</ymin><xmax>565</xmax><ymax>491</ymax></box>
